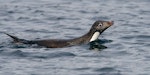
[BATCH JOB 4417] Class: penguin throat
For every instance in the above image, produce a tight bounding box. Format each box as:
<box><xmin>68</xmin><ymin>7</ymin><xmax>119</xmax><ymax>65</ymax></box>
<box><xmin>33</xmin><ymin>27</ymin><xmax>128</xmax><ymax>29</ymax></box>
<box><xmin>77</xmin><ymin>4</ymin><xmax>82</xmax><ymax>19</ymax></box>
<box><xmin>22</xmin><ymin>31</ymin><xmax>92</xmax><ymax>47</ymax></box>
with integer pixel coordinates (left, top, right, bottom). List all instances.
<box><xmin>90</xmin><ymin>32</ymin><xmax>100</xmax><ymax>42</ymax></box>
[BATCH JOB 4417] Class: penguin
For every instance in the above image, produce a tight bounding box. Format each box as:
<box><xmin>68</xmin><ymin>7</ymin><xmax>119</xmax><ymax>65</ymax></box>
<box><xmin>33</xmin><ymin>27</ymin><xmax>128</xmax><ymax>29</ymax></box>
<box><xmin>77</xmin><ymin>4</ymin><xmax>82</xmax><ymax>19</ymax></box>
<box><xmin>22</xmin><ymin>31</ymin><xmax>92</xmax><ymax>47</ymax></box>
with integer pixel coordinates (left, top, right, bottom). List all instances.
<box><xmin>5</xmin><ymin>20</ymin><xmax>113</xmax><ymax>48</ymax></box>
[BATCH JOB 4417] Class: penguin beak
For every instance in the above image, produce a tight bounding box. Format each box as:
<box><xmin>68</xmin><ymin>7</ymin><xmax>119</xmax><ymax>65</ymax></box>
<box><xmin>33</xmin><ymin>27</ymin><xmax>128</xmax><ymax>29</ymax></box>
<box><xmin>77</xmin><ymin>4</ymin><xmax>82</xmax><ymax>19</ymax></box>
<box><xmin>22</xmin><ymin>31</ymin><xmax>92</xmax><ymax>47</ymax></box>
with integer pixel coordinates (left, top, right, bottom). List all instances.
<box><xmin>107</xmin><ymin>21</ymin><xmax>114</xmax><ymax>26</ymax></box>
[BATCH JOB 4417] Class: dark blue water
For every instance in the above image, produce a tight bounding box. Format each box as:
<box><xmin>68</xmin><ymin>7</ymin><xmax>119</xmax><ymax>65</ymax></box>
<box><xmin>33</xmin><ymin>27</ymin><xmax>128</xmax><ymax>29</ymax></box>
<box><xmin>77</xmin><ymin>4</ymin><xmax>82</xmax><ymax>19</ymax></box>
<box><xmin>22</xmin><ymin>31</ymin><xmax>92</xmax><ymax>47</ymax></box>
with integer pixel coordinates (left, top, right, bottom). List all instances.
<box><xmin>0</xmin><ymin>0</ymin><xmax>150</xmax><ymax>75</ymax></box>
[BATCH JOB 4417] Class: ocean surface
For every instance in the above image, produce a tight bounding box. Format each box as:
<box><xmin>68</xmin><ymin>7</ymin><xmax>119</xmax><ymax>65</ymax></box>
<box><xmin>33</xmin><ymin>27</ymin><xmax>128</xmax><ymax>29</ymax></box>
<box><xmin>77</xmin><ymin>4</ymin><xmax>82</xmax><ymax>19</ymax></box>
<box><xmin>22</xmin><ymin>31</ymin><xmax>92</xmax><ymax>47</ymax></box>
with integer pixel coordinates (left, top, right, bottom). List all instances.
<box><xmin>0</xmin><ymin>0</ymin><xmax>150</xmax><ymax>75</ymax></box>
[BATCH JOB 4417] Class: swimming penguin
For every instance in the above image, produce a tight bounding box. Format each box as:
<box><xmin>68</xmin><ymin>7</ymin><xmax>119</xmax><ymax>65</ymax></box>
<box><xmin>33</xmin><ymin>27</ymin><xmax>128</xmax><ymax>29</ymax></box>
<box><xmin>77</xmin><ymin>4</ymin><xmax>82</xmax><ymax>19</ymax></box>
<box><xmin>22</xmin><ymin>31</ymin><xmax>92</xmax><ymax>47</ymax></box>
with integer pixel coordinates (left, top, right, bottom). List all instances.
<box><xmin>5</xmin><ymin>20</ymin><xmax>113</xmax><ymax>48</ymax></box>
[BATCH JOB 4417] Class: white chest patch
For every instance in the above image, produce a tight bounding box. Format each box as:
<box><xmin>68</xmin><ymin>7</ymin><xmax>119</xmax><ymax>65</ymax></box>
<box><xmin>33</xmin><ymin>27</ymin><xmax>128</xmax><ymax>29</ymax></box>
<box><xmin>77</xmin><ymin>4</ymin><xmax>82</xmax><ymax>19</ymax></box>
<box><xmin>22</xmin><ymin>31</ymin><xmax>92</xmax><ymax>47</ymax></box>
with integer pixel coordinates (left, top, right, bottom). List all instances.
<box><xmin>90</xmin><ymin>32</ymin><xmax>100</xmax><ymax>42</ymax></box>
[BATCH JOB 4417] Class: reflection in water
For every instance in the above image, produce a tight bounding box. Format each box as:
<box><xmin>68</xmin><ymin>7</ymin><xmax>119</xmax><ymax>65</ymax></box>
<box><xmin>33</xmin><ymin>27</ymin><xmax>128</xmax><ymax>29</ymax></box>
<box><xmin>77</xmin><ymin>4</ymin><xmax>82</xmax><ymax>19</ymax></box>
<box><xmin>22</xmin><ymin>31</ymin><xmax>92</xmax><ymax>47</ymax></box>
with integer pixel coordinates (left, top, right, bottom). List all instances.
<box><xmin>89</xmin><ymin>39</ymin><xmax>112</xmax><ymax>50</ymax></box>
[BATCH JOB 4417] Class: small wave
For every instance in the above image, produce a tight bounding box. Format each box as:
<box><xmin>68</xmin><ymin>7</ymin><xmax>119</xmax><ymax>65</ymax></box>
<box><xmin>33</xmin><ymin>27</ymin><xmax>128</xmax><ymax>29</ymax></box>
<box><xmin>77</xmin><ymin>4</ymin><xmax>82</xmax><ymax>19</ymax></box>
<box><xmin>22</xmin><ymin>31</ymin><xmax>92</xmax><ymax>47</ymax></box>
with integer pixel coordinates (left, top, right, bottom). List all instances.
<box><xmin>29</xmin><ymin>51</ymin><xmax>76</xmax><ymax>59</ymax></box>
<box><xmin>0</xmin><ymin>50</ymin><xmax>28</xmax><ymax>58</ymax></box>
<box><xmin>72</xmin><ymin>67</ymin><xmax>91</xmax><ymax>70</ymax></box>
<box><xmin>9</xmin><ymin>50</ymin><xmax>28</xmax><ymax>57</ymax></box>
<box><xmin>135</xmin><ymin>35</ymin><xmax>150</xmax><ymax>39</ymax></box>
<box><xmin>120</xmin><ymin>34</ymin><xmax>150</xmax><ymax>40</ymax></box>
<box><xmin>41</xmin><ymin>52</ymin><xmax>76</xmax><ymax>58</ymax></box>
<box><xmin>94</xmin><ymin>67</ymin><xmax>122</xmax><ymax>75</ymax></box>
<box><xmin>25</xmin><ymin>29</ymin><xmax>53</xmax><ymax>33</ymax></box>
<box><xmin>0</xmin><ymin>50</ymin><xmax>76</xmax><ymax>59</ymax></box>
<box><xmin>94</xmin><ymin>67</ymin><xmax>116</xmax><ymax>72</ymax></box>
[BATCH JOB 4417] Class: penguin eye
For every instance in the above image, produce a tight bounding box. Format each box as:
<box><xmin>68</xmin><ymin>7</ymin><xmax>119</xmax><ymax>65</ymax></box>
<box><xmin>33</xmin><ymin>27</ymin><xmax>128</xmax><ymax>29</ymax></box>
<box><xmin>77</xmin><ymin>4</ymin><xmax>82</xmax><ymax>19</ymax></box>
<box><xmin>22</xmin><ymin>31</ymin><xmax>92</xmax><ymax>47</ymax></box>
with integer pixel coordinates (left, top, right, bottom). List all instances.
<box><xmin>98</xmin><ymin>23</ymin><xmax>103</xmax><ymax>26</ymax></box>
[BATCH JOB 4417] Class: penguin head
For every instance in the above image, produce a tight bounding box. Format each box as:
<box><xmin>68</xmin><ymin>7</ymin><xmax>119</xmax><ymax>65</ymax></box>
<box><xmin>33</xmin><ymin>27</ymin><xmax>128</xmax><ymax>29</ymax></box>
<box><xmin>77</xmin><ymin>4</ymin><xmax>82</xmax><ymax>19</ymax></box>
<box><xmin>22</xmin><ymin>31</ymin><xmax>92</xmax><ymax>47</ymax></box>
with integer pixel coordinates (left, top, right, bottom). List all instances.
<box><xmin>91</xmin><ymin>20</ymin><xmax>114</xmax><ymax>33</ymax></box>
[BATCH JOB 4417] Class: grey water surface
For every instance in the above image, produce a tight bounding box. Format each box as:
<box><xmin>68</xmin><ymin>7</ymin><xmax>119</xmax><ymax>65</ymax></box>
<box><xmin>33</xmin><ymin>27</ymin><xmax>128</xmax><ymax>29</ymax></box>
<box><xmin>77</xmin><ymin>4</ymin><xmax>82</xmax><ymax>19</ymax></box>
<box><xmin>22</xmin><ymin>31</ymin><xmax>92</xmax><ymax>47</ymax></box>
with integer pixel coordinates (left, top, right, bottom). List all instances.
<box><xmin>0</xmin><ymin>0</ymin><xmax>150</xmax><ymax>75</ymax></box>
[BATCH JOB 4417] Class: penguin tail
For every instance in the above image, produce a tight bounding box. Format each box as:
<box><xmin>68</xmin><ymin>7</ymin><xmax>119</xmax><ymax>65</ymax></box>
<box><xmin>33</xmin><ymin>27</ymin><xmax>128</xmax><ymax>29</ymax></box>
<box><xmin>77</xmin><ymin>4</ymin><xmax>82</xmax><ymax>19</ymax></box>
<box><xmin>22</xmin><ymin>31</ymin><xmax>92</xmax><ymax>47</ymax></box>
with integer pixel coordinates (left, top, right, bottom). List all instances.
<box><xmin>4</xmin><ymin>33</ymin><xmax>29</xmax><ymax>44</ymax></box>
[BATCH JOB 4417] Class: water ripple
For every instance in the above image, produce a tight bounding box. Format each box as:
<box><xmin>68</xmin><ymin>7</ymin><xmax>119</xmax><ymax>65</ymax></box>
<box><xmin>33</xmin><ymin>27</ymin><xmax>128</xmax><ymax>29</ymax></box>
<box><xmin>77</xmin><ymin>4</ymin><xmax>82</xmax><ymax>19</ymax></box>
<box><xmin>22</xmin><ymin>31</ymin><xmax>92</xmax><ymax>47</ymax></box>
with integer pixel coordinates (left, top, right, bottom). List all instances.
<box><xmin>0</xmin><ymin>50</ymin><xmax>76</xmax><ymax>59</ymax></box>
<box><xmin>0</xmin><ymin>0</ymin><xmax>150</xmax><ymax>75</ymax></box>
